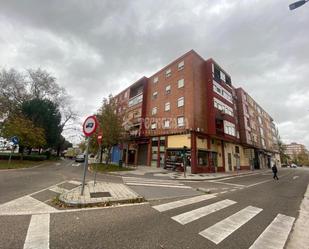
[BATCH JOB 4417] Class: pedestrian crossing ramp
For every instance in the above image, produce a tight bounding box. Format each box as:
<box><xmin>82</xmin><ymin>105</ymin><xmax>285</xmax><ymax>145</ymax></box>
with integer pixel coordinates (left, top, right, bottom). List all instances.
<box><xmin>122</xmin><ymin>177</ymin><xmax>192</xmax><ymax>189</ymax></box>
<box><xmin>152</xmin><ymin>195</ymin><xmax>295</xmax><ymax>248</ymax></box>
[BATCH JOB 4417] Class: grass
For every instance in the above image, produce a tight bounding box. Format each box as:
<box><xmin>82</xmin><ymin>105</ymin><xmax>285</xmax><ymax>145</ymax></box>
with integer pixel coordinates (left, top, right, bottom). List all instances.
<box><xmin>0</xmin><ymin>160</ymin><xmax>42</xmax><ymax>169</ymax></box>
<box><xmin>91</xmin><ymin>163</ymin><xmax>134</xmax><ymax>173</ymax></box>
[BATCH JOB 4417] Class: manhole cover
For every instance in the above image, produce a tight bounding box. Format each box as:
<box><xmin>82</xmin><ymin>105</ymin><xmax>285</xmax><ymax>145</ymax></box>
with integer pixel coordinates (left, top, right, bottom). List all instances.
<box><xmin>90</xmin><ymin>192</ymin><xmax>111</xmax><ymax>198</ymax></box>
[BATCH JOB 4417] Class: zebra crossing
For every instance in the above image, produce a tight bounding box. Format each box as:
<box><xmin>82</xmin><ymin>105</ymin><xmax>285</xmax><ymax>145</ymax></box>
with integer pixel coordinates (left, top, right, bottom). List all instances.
<box><xmin>152</xmin><ymin>195</ymin><xmax>295</xmax><ymax>248</ymax></box>
<box><xmin>122</xmin><ymin>176</ymin><xmax>192</xmax><ymax>189</ymax></box>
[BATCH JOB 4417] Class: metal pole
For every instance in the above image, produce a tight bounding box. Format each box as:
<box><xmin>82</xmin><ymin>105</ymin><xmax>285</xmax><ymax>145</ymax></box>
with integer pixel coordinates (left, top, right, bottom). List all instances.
<box><xmin>81</xmin><ymin>137</ymin><xmax>90</xmax><ymax>195</ymax></box>
<box><xmin>183</xmin><ymin>156</ymin><xmax>186</xmax><ymax>178</ymax></box>
<box><xmin>94</xmin><ymin>144</ymin><xmax>100</xmax><ymax>186</ymax></box>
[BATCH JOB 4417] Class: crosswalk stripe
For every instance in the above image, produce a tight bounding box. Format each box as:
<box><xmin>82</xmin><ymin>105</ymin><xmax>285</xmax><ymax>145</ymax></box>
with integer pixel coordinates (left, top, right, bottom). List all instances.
<box><xmin>172</xmin><ymin>199</ymin><xmax>237</xmax><ymax>225</ymax></box>
<box><xmin>123</xmin><ymin>177</ymin><xmax>183</xmax><ymax>184</ymax></box>
<box><xmin>68</xmin><ymin>180</ymin><xmax>81</xmax><ymax>185</ymax></box>
<box><xmin>126</xmin><ymin>183</ymin><xmax>192</xmax><ymax>189</ymax></box>
<box><xmin>153</xmin><ymin>194</ymin><xmax>216</xmax><ymax>212</ymax></box>
<box><xmin>249</xmin><ymin>214</ymin><xmax>295</xmax><ymax>249</ymax></box>
<box><xmin>23</xmin><ymin>214</ymin><xmax>50</xmax><ymax>249</ymax></box>
<box><xmin>199</xmin><ymin>206</ymin><xmax>263</xmax><ymax>244</ymax></box>
<box><xmin>124</xmin><ymin>180</ymin><xmax>184</xmax><ymax>186</ymax></box>
<box><xmin>49</xmin><ymin>186</ymin><xmax>69</xmax><ymax>194</ymax></box>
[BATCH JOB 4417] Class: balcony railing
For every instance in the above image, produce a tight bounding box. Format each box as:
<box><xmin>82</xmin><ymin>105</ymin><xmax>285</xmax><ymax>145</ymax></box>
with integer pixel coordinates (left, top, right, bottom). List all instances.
<box><xmin>128</xmin><ymin>93</ymin><xmax>143</xmax><ymax>107</ymax></box>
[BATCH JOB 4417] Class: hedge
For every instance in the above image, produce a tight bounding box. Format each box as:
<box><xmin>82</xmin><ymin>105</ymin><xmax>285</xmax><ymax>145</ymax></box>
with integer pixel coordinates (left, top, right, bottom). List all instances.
<box><xmin>0</xmin><ymin>153</ymin><xmax>47</xmax><ymax>161</ymax></box>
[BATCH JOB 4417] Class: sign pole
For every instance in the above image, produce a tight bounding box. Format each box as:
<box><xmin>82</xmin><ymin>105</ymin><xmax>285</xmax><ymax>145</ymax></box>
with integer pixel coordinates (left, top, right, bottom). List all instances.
<box><xmin>94</xmin><ymin>144</ymin><xmax>100</xmax><ymax>186</ymax></box>
<box><xmin>81</xmin><ymin>137</ymin><xmax>90</xmax><ymax>195</ymax></box>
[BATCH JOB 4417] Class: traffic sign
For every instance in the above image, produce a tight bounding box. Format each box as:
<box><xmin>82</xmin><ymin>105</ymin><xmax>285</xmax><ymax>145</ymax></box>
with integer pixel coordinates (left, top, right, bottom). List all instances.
<box><xmin>11</xmin><ymin>136</ymin><xmax>19</xmax><ymax>145</ymax></box>
<box><xmin>83</xmin><ymin>116</ymin><xmax>98</xmax><ymax>137</ymax></box>
<box><xmin>97</xmin><ymin>130</ymin><xmax>103</xmax><ymax>144</ymax></box>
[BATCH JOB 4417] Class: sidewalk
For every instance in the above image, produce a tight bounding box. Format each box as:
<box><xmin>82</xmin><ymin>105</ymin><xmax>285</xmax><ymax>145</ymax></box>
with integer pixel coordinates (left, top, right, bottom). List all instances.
<box><xmin>59</xmin><ymin>181</ymin><xmax>143</xmax><ymax>207</ymax></box>
<box><xmin>110</xmin><ymin>165</ymin><xmax>270</xmax><ymax>181</ymax></box>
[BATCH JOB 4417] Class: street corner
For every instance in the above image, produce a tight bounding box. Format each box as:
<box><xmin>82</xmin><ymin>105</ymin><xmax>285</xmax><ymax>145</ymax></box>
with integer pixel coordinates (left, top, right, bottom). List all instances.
<box><xmin>58</xmin><ymin>181</ymin><xmax>145</xmax><ymax>208</ymax></box>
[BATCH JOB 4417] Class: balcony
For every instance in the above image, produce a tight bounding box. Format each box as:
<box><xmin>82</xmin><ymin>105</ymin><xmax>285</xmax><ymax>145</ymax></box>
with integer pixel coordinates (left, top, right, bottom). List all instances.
<box><xmin>128</xmin><ymin>93</ymin><xmax>143</xmax><ymax>108</ymax></box>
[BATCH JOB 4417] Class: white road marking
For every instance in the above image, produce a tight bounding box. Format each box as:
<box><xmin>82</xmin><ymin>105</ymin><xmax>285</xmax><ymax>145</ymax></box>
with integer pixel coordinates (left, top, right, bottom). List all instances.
<box><xmin>249</xmin><ymin>214</ymin><xmax>295</xmax><ymax>249</ymax></box>
<box><xmin>153</xmin><ymin>194</ymin><xmax>216</xmax><ymax>212</ymax></box>
<box><xmin>209</xmin><ymin>181</ymin><xmax>245</xmax><ymax>187</ymax></box>
<box><xmin>293</xmin><ymin>176</ymin><xmax>299</xmax><ymax>180</ymax></box>
<box><xmin>71</xmin><ymin>163</ymin><xmax>80</xmax><ymax>167</ymax></box>
<box><xmin>172</xmin><ymin>199</ymin><xmax>236</xmax><ymax>225</ymax></box>
<box><xmin>48</xmin><ymin>186</ymin><xmax>68</xmax><ymax>194</ymax></box>
<box><xmin>23</xmin><ymin>214</ymin><xmax>50</xmax><ymax>249</ymax></box>
<box><xmin>0</xmin><ymin>196</ymin><xmax>57</xmax><ymax>216</ymax></box>
<box><xmin>199</xmin><ymin>206</ymin><xmax>263</xmax><ymax>244</ymax></box>
<box><xmin>126</xmin><ymin>183</ymin><xmax>192</xmax><ymax>189</ymax></box>
<box><xmin>68</xmin><ymin>180</ymin><xmax>82</xmax><ymax>185</ymax></box>
<box><xmin>124</xmin><ymin>180</ymin><xmax>185</xmax><ymax>186</ymax></box>
<box><xmin>123</xmin><ymin>177</ymin><xmax>184</xmax><ymax>184</ymax></box>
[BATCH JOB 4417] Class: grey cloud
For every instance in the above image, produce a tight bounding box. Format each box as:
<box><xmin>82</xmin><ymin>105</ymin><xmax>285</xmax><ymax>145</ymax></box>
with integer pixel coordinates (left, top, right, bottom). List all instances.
<box><xmin>0</xmin><ymin>0</ymin><xmax>308</xmax><ymax>147</ymax></box>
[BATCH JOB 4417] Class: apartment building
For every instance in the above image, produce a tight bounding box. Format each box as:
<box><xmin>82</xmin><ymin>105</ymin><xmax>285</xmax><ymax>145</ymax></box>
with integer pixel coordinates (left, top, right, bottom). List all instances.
<box><xmin>236</xmin><ymin>88</ymin><xmax>279</xmax><ymax>169</ymax></box>
<box><xmin>284</xmin><ymin>142</ymin><xmax>309</xmax><ymax>160</ymax></box>
<box><xmin>113</xmin><ymin>50</ymin><xmax>279</xmax><ymax>173</ymax></box>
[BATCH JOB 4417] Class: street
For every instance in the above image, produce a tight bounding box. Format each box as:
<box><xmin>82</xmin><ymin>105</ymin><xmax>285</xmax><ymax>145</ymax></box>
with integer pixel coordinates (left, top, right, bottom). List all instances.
<box><xmin>0</xmin><ymin>161</ymin><xmax>308</xmax><ymax>249</ymax></box>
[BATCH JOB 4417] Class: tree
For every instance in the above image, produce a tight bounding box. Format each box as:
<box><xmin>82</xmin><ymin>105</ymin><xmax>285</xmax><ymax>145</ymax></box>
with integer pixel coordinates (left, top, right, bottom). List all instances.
<box><xmin>1</xmin><ymin>115</ymin><xmax>46</xmax><ymax>157</ymax></box>
<box><xmin>22</xmin><ymin>98</ymin><xmax>62</xmax><ymax>150</ymax></box>
<box><xmin>274</xmin><ymin>127</ymin><xmax>289</xmax><ymax>164</ymax></box>
<box><xmin>95</xmin><ymin>95</ymin><xmax>125</xmax><ymax>164</ymax></box>
<box><xmin>0</xmin><ymin>69</ymin><xmax>28</xmax><ymax>118</ymax></box>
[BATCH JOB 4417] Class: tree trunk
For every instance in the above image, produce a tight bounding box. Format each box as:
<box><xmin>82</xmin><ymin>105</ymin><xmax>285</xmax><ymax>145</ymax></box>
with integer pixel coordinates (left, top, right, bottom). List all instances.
<box><xmin>99</xmin><ymin>146</ymin><xmax>103</xmax><ymax>163</ymax></box>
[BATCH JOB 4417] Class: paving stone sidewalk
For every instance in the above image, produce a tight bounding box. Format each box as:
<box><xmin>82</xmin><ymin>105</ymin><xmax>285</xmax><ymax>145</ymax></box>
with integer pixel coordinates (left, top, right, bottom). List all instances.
<box><xmin>59</xmin><ymin>181</ymin><xmax>143</xmax><ymax>207</ymax></box>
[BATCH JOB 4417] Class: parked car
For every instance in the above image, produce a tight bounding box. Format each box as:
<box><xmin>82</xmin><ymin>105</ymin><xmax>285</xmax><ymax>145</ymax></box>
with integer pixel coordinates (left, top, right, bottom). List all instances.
<box><xmin>75</xmin><ymin>154</ymin><xmax>85</xmax><ymax>162</ymax></box>
<box><xmin>291</xmin><ymin>163</ymin><xmax>298</xmax><ymax>168</ymax></box>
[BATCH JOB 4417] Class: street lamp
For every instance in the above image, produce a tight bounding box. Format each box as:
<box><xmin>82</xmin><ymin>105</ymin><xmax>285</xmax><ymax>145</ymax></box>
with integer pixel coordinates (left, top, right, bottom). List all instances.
<box><xmin>289</xmin><ymin>0</ymin><xmax>308</xmax><ymax>10</ymax></box>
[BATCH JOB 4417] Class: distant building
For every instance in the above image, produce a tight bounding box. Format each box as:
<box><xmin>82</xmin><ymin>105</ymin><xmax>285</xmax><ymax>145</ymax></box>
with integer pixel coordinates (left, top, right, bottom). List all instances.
<box><xmin>283</xmin><ymin>143</ymin><xmax>309</xmax><ymax>160</ymax></box>
<box><xmin>113</xmin><ymin>50</ymin><xmax>280</xmax><ymax>173</ymax></box>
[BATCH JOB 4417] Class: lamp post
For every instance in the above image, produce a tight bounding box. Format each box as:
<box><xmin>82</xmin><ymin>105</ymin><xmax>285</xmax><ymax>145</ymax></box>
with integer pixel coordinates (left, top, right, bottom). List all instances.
<box><xmin>289</xmin><ymin>0</ymin><xmax>308</xmax><ymax>10</ymax></box>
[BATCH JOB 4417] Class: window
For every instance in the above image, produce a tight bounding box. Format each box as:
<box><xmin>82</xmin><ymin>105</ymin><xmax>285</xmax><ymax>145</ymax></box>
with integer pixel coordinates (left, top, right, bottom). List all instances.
<box><xmin>213</xmin><ymin>81</ymin><xmax>233</xmax><ymax>103</ymax></box>
<box><xmin>165</xmin><ymin>68</ymin><xmax>171</xmax><ymax>77</ymax></box>
<box><xmin>261</xmin><ymin>138</ymin><xmax>266</xmax><ymax>147</ymax></box>
<box><xmin>152</xmin><ymin>91</ymin><xmax>158</xmax><ymax>100</ymax></box>
<box><xmin>118</xmin><ymin>107</ymin><xmax>121</xmax><ymax>113</ymax></box>
<box><xmin>258</xmin><ymin>116</ymin><xmax>262</xmax><ymax>125</ymax></box>
<box><xmin>124</xmin><ymin>91</ymin><xmax>128</xmax><ymax>98</ymax></box>
<box><xmin>165</xmin><ymin>102</ymin><xmax>170</xmax><ymax>111</ymax></box>
<box><xmin>260</xmin><ymin>127</ymin><xmax>264</xmax><ymax>137</ymax></box>
<box><xmin>235</xmin><ymin>146</ymin><xmax>240</xmax><ymax>154</ymax></box>
<box><xmin>151</xmin><ymin>123</ymin><xmax>157</xmax><ymax>130</ymax></box>
<box><xmin>178</xmin><ymin>79</ymin><xmax>184</xmax><ymax>88</ymax></box>
<box><xmin>165</xmin><ymin>85</ymin><xmax>171</xmax><ymax>94</ymax></box>
<box><xmin>223</xmin><ymin>120</ymin><xmax>236</xmax><ymax>136</ymax></box>
<box><xmin>164</xmin><ymin>120</ymin><xmax>170</xmax><ymax>128</ymax></box>
<box><xmin>153</xmin><ymin>76</ymin><xmax>158</xmax><ymax>83</ymax></box>
<box><xmin>152</xmin><ymin>107</ymin><xmax>157</xmax><ymax>115</ymax></box>
<box><xmin>213</xmin><ymin>64</ymin><xmax>221</xmax><ymax>81</ymax></box>
<box><xmin>177</xmin><ymin>97</ymin><xmax>184</xmax><ymax>107</ymax></box>
<box><xmin>178</xmin><ymin>60</ymin><xmax>184</xmax><ymax>70</ymax></box>
<box><xmin>220</xmin><ymin>71</ymin><xmax>226</xmax><ymax>82</ymax></box>
<box><xmin>177</xmin><ymin>116</ymin><xmax>185</xmax><ymax>127</ymax></box>
<box><xmin>213</xmin><ymin>98</ymin><xmax>234</xmax><ymax>116</ymax></box>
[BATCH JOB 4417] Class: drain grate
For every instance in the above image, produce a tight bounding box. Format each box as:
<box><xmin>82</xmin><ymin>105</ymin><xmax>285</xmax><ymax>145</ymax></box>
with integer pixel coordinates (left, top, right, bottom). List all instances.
<box><xmin>90</xmin><ymin>192</ymin><xmax>111</xmax><ymax>198</ymax></box>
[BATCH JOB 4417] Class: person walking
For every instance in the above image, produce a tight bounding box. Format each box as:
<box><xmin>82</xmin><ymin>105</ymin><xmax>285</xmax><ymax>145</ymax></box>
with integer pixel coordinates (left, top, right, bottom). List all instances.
<box><xmin>272</xmin><ymin>163</ymin><xmax>279</xmax><ymax>180</ymax></box>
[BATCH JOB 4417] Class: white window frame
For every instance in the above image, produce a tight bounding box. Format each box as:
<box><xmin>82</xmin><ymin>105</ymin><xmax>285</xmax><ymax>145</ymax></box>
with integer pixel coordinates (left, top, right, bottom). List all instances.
<box><xmin>164</xmin><ymin>120</ymin><xmax>170</xmax><ymax>128</ymax></box>
<box><xmin>152</xmin><ymin>107</ymin><xmax>157</xmax><ymax>115</ymax></box>
<box><xmin>223</xmin><ymin>120</ymin><xmax>236</xmax><ymax>136</ymax></box>
<box><xmin>177</xmin><ymin>97</ymin><xmax>184</xmax><ymax>107</ymax></box>
<box><xmin>153</xmin><ymin>76</ymin><xmax>158</xmax><ymax>83</ymax></box>
<box><xmin>178</xmin><ymin>78</ymin><xmax>184</xmax><ymax>88</ymax></box>
<box><xmin>178</xmin><ymin>60</ymin><xmax>184</xmax><ymax>70</ymax></box>
<box><xmin>165</xmin><ymin>68</ymin><xmax>171</xmax><ymax>77</ymax></box>
<box><xmin>152</xmin><ymin>91</ymin><xmax>158</xmax><ymax>99</ymax></box>
<box><xmin>151</xmin><ymin>123</ymin><xmax>157</xmax><ymax>130</ymax></box>
<box><xmin>177</xmin><ymin>116</ymin><xmax>185</xmax><ymax>127</ymax></box>
<box><xmin>165</xmin><ymin>85</ymin><xmax>171</xmax><ymax>94</ymax></box>
<box><xmin>165</xmin><ymin>102</ymin><xmax>170</xmax><ymax>111</ymax></box>
<box><xmin>213</xmin><ymin>98</ymin><xmax>233</xmax><ymax>117</ymax></box>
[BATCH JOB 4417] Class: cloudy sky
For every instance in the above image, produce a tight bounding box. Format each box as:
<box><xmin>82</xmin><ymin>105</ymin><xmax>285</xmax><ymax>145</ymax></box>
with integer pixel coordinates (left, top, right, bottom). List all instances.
<box><xmin>0</xmin><ymin>0</ymin><xmax>308</xmax><ymax>147</ymax></box>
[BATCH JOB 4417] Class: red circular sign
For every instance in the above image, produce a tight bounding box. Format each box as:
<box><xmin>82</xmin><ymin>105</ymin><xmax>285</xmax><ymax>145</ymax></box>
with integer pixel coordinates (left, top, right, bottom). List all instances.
<box><xmin>83</xmin><ymin>115</ymin><xmax>98</xmax><ymax>137</ymax></box>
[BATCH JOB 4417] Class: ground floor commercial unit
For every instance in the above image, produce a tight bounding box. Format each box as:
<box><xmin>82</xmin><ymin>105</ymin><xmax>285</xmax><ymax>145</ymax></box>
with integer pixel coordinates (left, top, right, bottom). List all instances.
<box><xmin>113</xmin><ymin>132</ymin><xmax>279</xmax><ymax>174</ymax></box>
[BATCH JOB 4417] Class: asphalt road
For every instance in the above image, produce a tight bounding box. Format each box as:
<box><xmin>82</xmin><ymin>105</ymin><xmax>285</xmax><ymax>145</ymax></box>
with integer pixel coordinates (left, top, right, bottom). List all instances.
<box><xmin>0</xmin><ymin>162</ymin><xmax>308</xmax><ymax>249</ymax></box>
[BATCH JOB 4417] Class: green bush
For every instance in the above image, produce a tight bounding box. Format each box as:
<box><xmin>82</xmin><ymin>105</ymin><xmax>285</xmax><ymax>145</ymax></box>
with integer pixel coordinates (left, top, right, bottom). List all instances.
<box><xmin>0</xmin><ymin>153</ymin><xmax>47</xmax><ymax>161</ymax></box>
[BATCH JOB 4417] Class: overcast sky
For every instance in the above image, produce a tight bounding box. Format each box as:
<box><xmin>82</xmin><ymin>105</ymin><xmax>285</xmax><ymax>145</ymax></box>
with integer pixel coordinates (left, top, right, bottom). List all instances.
<box><xmin>0</xmin><ymin>0</ymin><xmax>308</xmax><ymax>147</ymax></box>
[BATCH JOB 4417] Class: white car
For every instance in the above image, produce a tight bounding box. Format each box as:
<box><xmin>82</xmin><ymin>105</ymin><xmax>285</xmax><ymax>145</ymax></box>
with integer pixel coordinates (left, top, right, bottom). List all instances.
<box><xmin>75</xmin><ymin>154</ymin><xmax>85</xmax><ymax>162</ymax></box>
<box><xmin>290</xmin><ymin>163</ymin><xmax>297</xmax><ymax>168</ymax></box>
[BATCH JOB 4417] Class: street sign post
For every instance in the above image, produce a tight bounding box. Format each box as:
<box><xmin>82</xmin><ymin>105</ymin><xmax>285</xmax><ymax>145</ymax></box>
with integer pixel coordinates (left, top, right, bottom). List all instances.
<box><xmin>94</xmin><ymin>130</ymin><xmax>103</xmax><ymax>186</ymax></box>
<box><xmin>8</xmin><ymin>136</ymin><xmax>19</xmax><ymax>165</ymax></box>
<box><xmin>81</xmin><ymin>116</ymin><xmax>98</xmax><ymax>195</ymax></box>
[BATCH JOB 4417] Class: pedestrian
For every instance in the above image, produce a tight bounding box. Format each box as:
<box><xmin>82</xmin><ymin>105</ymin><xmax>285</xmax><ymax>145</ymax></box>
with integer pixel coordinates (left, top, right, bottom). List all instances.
<box><xmin>272</xmin><ymin>163</ymin><xmax>279</xmax><ymax>180</ymax></box>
